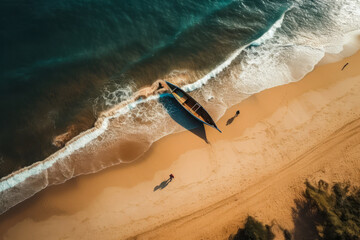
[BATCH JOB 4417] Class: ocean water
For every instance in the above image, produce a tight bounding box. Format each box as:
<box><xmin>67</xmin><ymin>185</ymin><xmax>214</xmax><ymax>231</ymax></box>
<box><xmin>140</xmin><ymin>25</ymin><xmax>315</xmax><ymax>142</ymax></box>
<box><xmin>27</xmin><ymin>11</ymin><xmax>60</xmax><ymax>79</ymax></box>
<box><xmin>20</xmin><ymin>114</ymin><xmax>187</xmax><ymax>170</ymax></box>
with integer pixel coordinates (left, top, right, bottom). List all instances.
<box><xmin>0</xmin><ymin>0</ymin><xmax>359</xmax><ymax>214</ymax></box>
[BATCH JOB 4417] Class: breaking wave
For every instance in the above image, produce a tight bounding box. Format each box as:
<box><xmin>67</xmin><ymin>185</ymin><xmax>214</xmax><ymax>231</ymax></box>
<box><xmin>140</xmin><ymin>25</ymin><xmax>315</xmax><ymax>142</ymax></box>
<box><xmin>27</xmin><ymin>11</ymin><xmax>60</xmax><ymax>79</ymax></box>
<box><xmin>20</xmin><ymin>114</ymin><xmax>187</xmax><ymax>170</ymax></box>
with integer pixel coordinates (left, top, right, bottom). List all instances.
<box><xmin>1</xmin><ymin>0</ymin><xmax>360</xmax><ymax>214</ymax></box>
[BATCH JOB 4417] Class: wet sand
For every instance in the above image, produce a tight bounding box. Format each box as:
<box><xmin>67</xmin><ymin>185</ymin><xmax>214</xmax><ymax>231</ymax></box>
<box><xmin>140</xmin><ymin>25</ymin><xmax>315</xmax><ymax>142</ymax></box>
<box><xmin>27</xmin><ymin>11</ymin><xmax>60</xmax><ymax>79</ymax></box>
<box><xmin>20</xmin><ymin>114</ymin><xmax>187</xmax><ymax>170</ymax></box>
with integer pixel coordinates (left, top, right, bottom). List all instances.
<box><xmin>1</xmin><ymin>50</ymin><xmax>360</xmax><ymax>239</ymax></box>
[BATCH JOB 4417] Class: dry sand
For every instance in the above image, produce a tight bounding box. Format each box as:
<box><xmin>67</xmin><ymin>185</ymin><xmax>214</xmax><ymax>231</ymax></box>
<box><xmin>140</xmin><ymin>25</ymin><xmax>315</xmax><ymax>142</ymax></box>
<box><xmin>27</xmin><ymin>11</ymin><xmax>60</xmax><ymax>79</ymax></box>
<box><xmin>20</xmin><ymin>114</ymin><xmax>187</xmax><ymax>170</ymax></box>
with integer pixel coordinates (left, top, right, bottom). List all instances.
<box><xmin>1</xmin><ymin>51</ymin><xmax>360</xmax><ymax>240</ymax></box>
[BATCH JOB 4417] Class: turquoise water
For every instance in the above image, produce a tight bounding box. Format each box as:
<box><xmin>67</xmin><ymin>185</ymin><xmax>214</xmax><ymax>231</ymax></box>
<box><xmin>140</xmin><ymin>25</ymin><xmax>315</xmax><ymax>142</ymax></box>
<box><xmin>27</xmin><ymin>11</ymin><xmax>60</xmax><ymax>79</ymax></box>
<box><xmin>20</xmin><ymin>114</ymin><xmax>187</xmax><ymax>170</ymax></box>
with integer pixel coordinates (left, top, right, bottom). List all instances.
<box><xmin>0</xmin><ymin>0</ymin><xmax>291</xmax><ymax>177</ymax></box>
<box><xmin>0</xmin><ymin>0</ymin><xmax>359</xmax><ymax>214</ymax></box>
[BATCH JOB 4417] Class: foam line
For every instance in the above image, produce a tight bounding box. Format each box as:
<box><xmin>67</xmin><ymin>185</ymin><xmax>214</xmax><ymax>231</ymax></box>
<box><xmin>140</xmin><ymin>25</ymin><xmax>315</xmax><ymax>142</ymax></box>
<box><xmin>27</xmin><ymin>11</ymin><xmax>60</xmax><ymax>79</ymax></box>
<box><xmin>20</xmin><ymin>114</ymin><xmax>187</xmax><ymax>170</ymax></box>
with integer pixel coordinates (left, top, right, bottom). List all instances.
<box><xmin>1</xmin><ymin>2</ymin><xmax>359</xmax><ymax>214</ymax></box>
<box><xmin>0</xmin><ymin>8</ymin><xmax>289</xmax><ymax>192</ymax></box>
<box><xmin>183</xmin><ymin>8</ymin><xmax>289</xmax><ymax>92</ymax></box>
<box><xmin>0</xmin><ymin>6</ymin><xmax>305</xmax><ymax>215</ymax></box>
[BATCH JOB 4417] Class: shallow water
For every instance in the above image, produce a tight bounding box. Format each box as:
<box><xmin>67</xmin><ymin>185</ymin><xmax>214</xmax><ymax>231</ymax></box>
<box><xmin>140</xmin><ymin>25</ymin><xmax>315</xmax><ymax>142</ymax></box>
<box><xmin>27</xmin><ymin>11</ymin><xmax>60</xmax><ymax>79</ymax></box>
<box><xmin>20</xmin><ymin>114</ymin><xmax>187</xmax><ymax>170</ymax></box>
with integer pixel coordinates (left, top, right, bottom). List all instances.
<box><xmin>0</xmin><ymin>0</ymin><xmax>359</xmax><ymax>214</ymax></box>
<box><xmin>0</xmin><ymin>0</ymin><xmax>291</xmax><ymax>177</ymax></box>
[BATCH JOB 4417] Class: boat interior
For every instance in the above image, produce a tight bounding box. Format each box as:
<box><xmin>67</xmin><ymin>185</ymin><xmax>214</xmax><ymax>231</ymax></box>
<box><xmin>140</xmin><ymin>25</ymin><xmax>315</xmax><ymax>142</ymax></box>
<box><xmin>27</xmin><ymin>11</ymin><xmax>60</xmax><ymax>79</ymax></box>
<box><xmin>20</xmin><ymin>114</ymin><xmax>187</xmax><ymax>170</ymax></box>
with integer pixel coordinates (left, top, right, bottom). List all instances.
<box><xmin>171</xmin><ymin>89</ymin><xmax>215</xmax><ymax>125</ymax></box>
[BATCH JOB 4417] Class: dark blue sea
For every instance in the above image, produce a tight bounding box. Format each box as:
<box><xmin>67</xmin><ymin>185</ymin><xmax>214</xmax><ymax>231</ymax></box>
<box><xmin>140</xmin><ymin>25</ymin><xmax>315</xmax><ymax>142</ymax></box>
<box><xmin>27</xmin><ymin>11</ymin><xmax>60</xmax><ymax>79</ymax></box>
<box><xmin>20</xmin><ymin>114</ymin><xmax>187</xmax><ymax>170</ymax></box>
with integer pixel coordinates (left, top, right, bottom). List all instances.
<box><xmin>0</xmin><ymin>0</ymin><xmax>359</xmax><ymax>213</ymax></box>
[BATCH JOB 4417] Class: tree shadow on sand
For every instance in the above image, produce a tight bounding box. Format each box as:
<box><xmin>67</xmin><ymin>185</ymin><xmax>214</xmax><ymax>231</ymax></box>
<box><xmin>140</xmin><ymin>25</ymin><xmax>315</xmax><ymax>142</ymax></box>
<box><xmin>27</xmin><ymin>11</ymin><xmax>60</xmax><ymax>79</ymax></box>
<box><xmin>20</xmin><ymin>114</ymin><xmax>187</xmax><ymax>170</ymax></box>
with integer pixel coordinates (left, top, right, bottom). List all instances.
<box><xmin>291</xmin><ymin>197</ymin><xmax>321</xmax><ymax>240</ymax></box>
<box><xmin>158</xmin><ymin>93</ymin><xmax>208</xmax><ymax>143</ymax></box>
<box><xmin>153</xmin><ymin>178</ymin><xmax>172</xmax><ymax>191</ymax></box>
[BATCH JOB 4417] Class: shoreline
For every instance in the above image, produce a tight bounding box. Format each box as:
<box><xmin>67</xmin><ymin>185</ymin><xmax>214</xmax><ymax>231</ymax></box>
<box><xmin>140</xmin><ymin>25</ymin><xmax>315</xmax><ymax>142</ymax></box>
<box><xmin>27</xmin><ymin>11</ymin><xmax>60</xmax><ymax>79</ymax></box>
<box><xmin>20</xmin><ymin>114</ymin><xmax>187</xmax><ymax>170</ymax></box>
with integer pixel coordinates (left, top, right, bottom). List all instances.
<box><xmin>1</xmin><ymin>27</ymin><xmax>359</xmax><ymax>217</ymax></box>
<box><xmin>1</xmin><ymin>49</ymin><xmax>360</xmax><ymax>239</ymax></box>
<box><xmin>0</xmin><ymin>9</ymin><xmax>284</xmax><ymax>184</ymax></box>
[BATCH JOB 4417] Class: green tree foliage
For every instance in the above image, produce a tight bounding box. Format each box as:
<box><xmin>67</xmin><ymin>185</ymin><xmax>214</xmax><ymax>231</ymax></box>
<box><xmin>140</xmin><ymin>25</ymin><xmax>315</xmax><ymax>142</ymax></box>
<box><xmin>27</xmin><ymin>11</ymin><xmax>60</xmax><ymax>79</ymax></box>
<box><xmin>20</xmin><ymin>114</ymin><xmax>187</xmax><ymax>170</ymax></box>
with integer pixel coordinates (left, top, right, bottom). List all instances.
<box><xmin>230</xmin><ymin>181</ymin><xmax>360</xmax><ymax>240</ymax></box>
<box><xmin>304</xmin><ymin>180</ymin><xmax>360</xmax><ymax>240</ymax></box>
<box><xmin>230</xmin><ymin>216</ymin><xmax>275</xmax><ymax>240</ymax></box>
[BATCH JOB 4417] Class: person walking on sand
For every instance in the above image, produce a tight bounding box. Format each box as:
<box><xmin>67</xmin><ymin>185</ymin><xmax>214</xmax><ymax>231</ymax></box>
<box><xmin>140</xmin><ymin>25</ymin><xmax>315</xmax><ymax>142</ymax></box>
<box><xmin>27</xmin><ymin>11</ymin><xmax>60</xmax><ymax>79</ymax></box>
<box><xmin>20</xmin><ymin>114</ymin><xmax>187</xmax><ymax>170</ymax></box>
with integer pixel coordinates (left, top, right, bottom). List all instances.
<box><xmin>169</xmin><ymin>174</ymin><xmax>174</xmax><ymax>181</ymax></box>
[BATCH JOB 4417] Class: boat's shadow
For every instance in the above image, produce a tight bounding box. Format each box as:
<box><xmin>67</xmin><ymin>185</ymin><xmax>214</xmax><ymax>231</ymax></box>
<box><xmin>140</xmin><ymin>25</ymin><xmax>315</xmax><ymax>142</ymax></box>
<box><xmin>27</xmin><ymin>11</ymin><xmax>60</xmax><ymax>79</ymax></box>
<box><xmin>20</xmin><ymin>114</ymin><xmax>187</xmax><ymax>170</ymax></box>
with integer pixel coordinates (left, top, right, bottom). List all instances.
<box><xmin>159</xmin><ymin>93</ymin><xmax>208</xmax><ymax>143</ymax></box>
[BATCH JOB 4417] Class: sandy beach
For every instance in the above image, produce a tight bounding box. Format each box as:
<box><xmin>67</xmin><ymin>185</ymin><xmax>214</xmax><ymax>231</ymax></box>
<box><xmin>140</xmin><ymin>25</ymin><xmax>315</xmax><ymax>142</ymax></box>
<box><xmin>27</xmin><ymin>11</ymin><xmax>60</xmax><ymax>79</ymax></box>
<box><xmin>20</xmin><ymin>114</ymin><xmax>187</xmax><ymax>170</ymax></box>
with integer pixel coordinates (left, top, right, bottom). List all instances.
<box><xmin>1</xmin><ymin>48</ymin><xmax>360</xmax><ymax>239</ymax></box>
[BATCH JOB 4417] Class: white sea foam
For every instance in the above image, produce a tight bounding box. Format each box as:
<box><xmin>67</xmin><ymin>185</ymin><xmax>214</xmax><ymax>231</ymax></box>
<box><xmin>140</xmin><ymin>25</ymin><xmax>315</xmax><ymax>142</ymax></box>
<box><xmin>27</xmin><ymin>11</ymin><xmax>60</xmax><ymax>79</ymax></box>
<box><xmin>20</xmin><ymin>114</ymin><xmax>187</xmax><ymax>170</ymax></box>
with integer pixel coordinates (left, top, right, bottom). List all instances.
<box><xmin>252</xmin><ymin>12</ymin><xmax>286</xmax><ymax>46</ymax></box>
<box><xmin>318</xmin><ymin>29</ymin><xmax>360</xmax><ymax>65</ymax></box>
<box><xmin>0</xmin><ymin>9</ymin><xmax>290</xmax><ymax>208</ymax></box>
<box><xmin>1</xmin><ymin>0</ymin><xmax>360</xmax><ymax>215</ymax></box>
<box><xmin>183</xmin><ymin>8</ymin><xmax>289</xmax><ymax>93</ymax></box>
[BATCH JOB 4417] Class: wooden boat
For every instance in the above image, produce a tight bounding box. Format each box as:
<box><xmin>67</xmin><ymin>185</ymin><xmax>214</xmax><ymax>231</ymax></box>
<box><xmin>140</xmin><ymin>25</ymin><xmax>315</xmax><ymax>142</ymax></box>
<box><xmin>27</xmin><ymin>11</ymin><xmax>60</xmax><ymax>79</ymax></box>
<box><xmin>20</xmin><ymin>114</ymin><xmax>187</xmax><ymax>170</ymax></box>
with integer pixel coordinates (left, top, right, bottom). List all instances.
<box><xmin>165</xmin><ymin>81</ymin><xmax>222</xmax><ymax>133</ymax></box>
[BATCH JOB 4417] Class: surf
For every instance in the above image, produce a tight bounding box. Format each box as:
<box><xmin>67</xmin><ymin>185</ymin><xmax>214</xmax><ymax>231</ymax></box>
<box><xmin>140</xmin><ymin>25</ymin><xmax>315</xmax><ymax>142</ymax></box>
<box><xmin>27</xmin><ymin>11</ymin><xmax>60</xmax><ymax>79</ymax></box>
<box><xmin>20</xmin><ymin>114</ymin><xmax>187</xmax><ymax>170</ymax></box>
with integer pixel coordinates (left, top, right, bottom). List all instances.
<box><xmin>1</xmin><ymin>0</ymin><xmax>360</xmax><ymax>215</ymax></box>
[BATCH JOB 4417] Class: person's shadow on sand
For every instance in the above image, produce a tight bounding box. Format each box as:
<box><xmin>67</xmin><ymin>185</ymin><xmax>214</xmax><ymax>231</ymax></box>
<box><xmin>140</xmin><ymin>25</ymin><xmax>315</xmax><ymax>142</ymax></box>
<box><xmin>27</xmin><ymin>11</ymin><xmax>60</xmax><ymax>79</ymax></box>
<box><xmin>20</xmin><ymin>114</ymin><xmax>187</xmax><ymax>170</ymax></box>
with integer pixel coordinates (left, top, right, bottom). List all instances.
<box><xmin>226</xmin><ymin>110</ymin><xmax>240</xmax><ymax>126</ymax></box>
<box><xmin>153</xmin><ymin>178</ymin><xmax>172</xmax><ymax>191</ymax></box>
